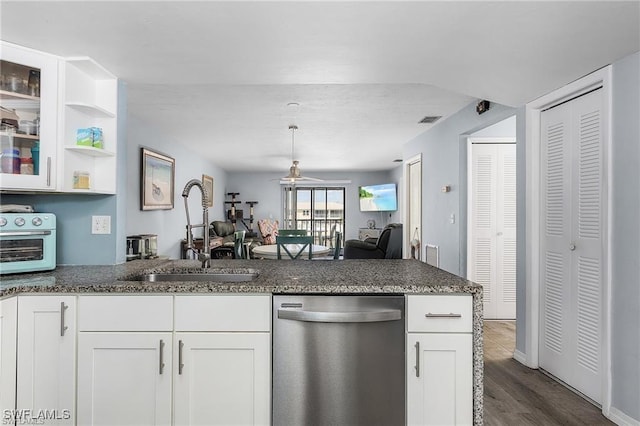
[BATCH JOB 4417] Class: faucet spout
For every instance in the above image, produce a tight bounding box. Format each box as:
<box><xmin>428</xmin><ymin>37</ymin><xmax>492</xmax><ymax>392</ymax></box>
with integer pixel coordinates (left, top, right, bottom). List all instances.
<box><xmin>182</xmin><ymin>179</ymin><xmax>211</xmax><ymax>268</ymax></box>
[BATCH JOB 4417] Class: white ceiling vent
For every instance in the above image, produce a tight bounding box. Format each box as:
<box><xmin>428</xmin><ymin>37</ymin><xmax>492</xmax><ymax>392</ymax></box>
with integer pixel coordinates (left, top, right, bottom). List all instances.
<box><xmin>418</xmin><ymin>116</ymin><xmax>441</xmax><ymax>124</ymax></box>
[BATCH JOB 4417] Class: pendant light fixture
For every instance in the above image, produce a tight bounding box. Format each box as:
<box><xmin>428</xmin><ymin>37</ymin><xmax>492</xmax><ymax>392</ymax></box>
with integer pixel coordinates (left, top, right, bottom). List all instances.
<box><xmin>282</xmin><ymin>124</ymin><xmax>323</xmax><ymax>184</ymax></box>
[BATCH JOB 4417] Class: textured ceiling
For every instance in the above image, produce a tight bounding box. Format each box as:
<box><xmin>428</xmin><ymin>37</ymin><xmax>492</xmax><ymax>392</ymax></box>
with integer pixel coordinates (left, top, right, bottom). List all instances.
<box><xmin>1</xmin><ymin>1</ymin><xmax>638</xmax><ymax>172</ymax></box>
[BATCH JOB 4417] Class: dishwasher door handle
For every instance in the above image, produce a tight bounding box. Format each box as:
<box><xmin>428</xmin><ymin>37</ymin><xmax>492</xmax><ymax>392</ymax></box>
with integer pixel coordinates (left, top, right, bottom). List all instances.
<box><xmin>278</xmin><ymin>309</ymin><xmax>402</xmax><ymax>323</ymax></box>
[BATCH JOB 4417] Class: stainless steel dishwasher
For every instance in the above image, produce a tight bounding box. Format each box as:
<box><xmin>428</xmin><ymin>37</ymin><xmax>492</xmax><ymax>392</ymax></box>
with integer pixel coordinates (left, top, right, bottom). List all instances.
<box><xmin>273</xmin><ymin>295</ymin><xmax>405</xmax><ymax>426</ymax></box>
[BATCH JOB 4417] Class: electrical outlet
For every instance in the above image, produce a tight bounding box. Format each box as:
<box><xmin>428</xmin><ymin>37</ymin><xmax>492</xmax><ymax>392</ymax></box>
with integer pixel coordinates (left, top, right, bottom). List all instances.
<box><xmin>92</xmin><ymin>215</ymin><xmax>111</xmax><ymax>234</ymax></box>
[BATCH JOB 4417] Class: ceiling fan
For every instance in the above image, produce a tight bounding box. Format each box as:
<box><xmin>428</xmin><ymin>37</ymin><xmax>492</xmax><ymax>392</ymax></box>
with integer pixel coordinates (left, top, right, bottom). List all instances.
<box><xmin>281</xmin><ymin>125</ymin><xmax>323</xmax><ymax>184</ymax></box>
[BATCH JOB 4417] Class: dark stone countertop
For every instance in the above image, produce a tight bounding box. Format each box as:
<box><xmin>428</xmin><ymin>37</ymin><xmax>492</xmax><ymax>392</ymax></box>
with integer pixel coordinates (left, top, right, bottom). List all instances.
<box><xmin>0</xmin><ymin>258</ymin><xmax>485</xmax><ymax>425</ymax></box>
<box><xmin>0</xmin><ymin>258</ymin><xmax>481</xmax><ymax>297</ymax></box>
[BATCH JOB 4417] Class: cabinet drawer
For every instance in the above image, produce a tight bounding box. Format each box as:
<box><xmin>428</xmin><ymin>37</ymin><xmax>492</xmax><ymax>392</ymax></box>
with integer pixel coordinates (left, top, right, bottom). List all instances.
<box><xmin>175</xmin><ymin>295</ymin><xmax>271</xmax><ymax>332</ymax></box>
<box><xmin>407</xmin><ymin>295</ymin><xmax>472</xmax><ymax>333</ymax></box>
<box><xmin>78</xmin><ymin>295</ymin><xmax>173</xmax><ymax>331</ymax></box>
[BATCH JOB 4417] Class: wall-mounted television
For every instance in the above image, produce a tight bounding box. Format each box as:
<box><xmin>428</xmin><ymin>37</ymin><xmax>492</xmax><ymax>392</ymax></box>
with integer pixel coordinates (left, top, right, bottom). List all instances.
<box><xmin>359</xmin><ymin>183</ymin><xmax>398</xmax><ymax>212</ymax></box>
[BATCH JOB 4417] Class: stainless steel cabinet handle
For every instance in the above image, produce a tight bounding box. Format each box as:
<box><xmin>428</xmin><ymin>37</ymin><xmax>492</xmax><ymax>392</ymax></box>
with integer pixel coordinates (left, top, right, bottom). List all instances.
<box><xmin>425</xmin><ymin>313</ymin><xmax>462</xmax><ymax>318</ymax></box>
<box><xmin>46</xmin><ymin>157</ymin><xmax>51</xmax><ymax>187</ymax></box>
<box><xmin>278</xmin><ymin>309</ymin><xmax>402</xmax><ymax>323</ymax></box>
<box><xmin>178</xmin><ymin>340</ymin><xmax>184</xmax><ymax>375</ymax></box>
<box><xmin>60</xmin><ymin>302</ymin><xmax>68</xmax><ymax>336</ymax></box>
<box><xmin>159</xmin><ymin>340</ymin><xmax>165</xmax><ymax>375</ymax></box>
<box><xmin>415</xmin><ymin>341</ymin><xmax>420</xmax><ymax>378</ymax></box>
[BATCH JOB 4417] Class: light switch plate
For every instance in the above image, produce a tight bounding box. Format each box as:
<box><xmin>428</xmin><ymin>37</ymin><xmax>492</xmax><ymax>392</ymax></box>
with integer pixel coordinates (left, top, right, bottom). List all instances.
<box><xmin>92</xmin><ymin>215</ymin><xmax>111</xmax><ymax>234</ymax></box>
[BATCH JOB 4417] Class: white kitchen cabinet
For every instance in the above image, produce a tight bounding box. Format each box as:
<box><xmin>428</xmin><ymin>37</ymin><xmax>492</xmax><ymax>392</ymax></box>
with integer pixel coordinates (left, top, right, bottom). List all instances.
<box><xmin>16</xmin><ymin>295</ymin><xmax>75</xmax><ymax>425</ymax></box>
<box><xmin>173</xmin><ymin>333</ymin><xmax>271</xmax><ymax>426</ymax></box>
<box><xmin>0</xmin><ymin>297</ymin><xmax>17</xmax><ymax>412</ymax></box>
<box><xmin>173</xmin><ymin>294</ymin><xmax>271</xmax><ymax>426</ymax></box>
<box><xmin>406</xmin><ymin>295</ymin><xmax>473</xmax><ymax>426</ymax></box>
<box><xmin>75</xmin><ymin>294</ymin><xmax>271</xmax><ymax>426</ymax></box>
<box><xmin>59</xmin><ymin>57</ymin><xmax>118</xmax><ymax>194</ymax></box>
<box><xmin>76</xmin><ymin>332</ymin><xmax>173</xmax><ymax>426</ymax></box>
<box><xmin>0</xmin><ymin>41</ymin><xmax>59</xmax><ymax>191</ymax></box>
<box><xmin>0</xmin><ymin>41</ymin><xmax>118</xmax><ymax>194</ymax></box>
<box><xmin>76</xmin><ymin>295</ymin><xmax>173</xmax><ymax>425</ymax></box>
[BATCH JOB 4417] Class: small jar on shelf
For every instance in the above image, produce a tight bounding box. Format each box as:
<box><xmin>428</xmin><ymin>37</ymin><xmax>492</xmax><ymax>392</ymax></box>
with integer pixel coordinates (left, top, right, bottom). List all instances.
<box><xmin>20</xmin><ymin>157</ymin><xmax>33</xmax><ymax>175</ymax></box>
<box><xmin>1</xmin><ymin>148</ymin><xmax>20</xmax><ymax>174</ymax></box>
<box><xmin>73</xmin><ymin>170</ymin><xmax>90</xmax><ymax>189</ymax></box>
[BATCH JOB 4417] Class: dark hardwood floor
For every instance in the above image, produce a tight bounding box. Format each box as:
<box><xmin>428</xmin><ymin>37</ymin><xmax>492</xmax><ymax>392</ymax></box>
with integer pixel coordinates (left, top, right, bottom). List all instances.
<box><xmin>483</xmin><ymin>321</ymin><xmax>613</xmax><ymax>425</ymax></box>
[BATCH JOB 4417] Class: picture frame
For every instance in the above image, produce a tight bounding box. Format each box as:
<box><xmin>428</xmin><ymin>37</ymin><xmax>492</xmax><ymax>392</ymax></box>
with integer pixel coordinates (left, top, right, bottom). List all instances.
<box><xmin>140</xmin><ymin>147</ymin><xmax>175</xmax><ymax>210</ymax></box>
<box><xmin>202</xmin><ymin>174</ymin><xmax>214</xmax><ymax>207</ymax></box>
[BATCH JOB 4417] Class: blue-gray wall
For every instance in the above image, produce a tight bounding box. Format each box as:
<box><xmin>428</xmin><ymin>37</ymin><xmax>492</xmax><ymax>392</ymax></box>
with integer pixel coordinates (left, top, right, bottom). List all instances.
<box><xmin>403</xmin><ymin>101</ymin><xmax>517</xmax><ymax>275</ymax></box>
<box><xmin>610</xmin><ymin>50</ymin><xmax>640</xmax><ymax>421</ymax></box>
<box><xmin>1</xmin><ymin>81</ymin><xmax>129</xmax><ymax>265</ymax></box>
<box><xmin>226</xmin><ymin>170</ymin><xmax>399</xmax><ymax>241</ymax></box>
<box><xmin>2</xmin><ymin>80</ymin><xmax>229</xmax><ymax>263</ymax></box>
<box><xmin>125</xmin><ymin>116</ymin><xmax>228</xmax><ymax>260</ymax></box>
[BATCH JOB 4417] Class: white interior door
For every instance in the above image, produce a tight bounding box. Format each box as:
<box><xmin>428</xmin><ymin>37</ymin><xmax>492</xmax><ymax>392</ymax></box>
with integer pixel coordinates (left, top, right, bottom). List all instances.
<box><xmin>468</xmin><ymin>142</ymin><xmax>516</xmax><ymax>319</ymax></box>
<box><xmin>540</xmin><ymin>88</ymin><xmax>604</xmax><ymax>403</ymax></box>
<box><xmin>405</xmin><ymin>155</ymin><xmax>422</xmax><ymax>260</ymax></box>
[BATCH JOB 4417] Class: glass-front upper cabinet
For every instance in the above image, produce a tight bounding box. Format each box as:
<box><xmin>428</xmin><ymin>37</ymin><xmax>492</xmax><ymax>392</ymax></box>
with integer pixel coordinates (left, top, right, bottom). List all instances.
<box><xmin>0</xmin><ymin>41</ymin><xmax>59</xmax><ymax>191</ymax></box>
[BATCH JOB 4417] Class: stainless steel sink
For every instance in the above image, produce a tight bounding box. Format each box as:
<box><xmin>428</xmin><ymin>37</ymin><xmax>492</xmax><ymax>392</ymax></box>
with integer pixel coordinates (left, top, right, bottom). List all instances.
<box><xmin>127</xmin><ymin>271</ymin><xmax>259</xmax><ymax>282</ymax></box>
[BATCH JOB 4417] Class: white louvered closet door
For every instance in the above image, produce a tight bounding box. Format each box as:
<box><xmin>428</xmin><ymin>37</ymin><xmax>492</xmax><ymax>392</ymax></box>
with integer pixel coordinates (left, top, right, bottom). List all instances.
<box><xmin>469</xmin><ymin>143</ymin><xmax>516</xmax><ymax>319</ymax></box>
<box><xmin>540</xmin><ymin>89</ymin><xmax>603</xmax><ymax>404</ymax></box>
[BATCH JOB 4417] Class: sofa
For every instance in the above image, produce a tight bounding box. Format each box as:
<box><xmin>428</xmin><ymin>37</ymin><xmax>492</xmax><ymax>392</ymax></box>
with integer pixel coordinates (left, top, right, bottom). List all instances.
<box><xmin>210</xmin><ymin>221</ymin><xmax>262</xmax><ymax>258</ymax></box>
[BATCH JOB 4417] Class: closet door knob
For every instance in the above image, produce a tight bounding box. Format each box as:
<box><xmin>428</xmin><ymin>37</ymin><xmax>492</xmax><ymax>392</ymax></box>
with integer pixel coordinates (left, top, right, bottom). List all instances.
<box><xmin>569</xmin><ymin>243</ymin><xmax>576</xmax><ymax>251</ymax></box>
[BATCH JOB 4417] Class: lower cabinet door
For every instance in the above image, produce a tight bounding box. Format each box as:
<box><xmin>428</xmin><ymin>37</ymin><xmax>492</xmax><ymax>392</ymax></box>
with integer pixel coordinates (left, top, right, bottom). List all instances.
<box><xmin>407</xmin><ymin>333</ymin><xmax>473</xmax><ymax>426</ymax></box>
<box><xmin>77</xmin><ymin>332</ymin><xmax>172</xmax><ymax>426</ymax></box>
<box><xmin>16</xmin><ymin>296</ymin><xmax>76</xmax><ymax>425</ymax></box>
<box><xmin>0</xmin><ymin>298</ymin><xmax>17</xmax><ymax>412</ymax></box>
<box><xmin>173</xmin><ymin>332</ymin><xmax>271</xmax><ymax>426</ymax></box>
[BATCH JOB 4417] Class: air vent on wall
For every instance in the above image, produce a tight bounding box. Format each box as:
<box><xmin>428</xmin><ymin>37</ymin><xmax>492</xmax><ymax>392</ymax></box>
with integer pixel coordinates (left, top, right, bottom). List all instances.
<box><xmin>418</xmin><ymin>116</ymin><xmax>441</xmax><ymax>124</ymax></box>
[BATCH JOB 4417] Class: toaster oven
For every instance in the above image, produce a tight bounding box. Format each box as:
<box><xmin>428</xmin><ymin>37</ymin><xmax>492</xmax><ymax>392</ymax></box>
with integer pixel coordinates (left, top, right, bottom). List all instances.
<box><xmin>0</xmin><ymin>212</ymin><xmax>56</xmax><ymax>274</ymax></box>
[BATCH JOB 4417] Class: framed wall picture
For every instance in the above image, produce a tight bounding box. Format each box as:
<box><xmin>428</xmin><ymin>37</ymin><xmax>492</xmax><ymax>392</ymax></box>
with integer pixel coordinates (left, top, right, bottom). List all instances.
<box><xmin>202</xmin><ymin>174</ymin><xmax>214</xmax><ymax>207</ymax></box>
<box><xmin>140</xmin><ymin>147</ymin><xmax>175</xmax><ymax>210</ymax></box>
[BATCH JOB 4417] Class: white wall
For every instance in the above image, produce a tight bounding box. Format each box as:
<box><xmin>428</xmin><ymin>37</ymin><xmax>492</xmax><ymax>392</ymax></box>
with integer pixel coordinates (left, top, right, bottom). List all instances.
<box><xmin>126</xmin><ymin>115</ymin><xmax>228</xmax><ymax>259</ymax></box>
<box><xmin>226</xmin><ymin>170</ymin><xmax>398</xmax><ymax>241</ymax></box>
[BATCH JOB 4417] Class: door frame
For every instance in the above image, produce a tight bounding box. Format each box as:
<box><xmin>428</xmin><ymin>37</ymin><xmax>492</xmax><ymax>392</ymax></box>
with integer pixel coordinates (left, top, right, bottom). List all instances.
<box><xmin>466</xmin><ymin>138</ymin><xmax>516</xmax><ymax>319</ymax></box>
<box><xmin>524</xmin><ymin>66</ymin><xmax>612</xmax><ymax>414</ymax></box>
<box><xmin>403</xmin><ymin>154</ymin><xmax>422</xmax><ymax>259</ymax></box>
<box><xmin>466</xmin><ymin>137</ymin><xmax>516</xmax><ymax>278</ymax></box>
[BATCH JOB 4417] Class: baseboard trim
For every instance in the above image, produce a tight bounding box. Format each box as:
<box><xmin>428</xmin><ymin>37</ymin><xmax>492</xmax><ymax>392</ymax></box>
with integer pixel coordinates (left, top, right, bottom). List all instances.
<box><xmin>608</xmin><ymin>407</ymin><xmax>640</xmax><ymax>426</ymax></box>
<box><xmin>513</xmin><ymin>349</ymin><xmax>528</xmax><ymax>366</ymax></box>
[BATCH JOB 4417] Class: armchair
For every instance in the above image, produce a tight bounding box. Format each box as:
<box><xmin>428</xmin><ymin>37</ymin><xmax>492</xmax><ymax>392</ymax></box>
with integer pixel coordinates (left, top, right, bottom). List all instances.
<box><xmin>257</xmin><ymin>219</ymin><xmax>279</xmax><ymax>244</ymax></box>
<box><xmin>343</xmin><ymin>223</ymin><xmax>403</xmax><ymax>259</ymax></box>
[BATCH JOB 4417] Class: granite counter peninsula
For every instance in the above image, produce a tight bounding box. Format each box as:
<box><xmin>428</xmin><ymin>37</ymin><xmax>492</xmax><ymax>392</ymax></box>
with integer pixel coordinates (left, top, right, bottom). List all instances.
<box><xmin>0</xmin><ymin>259</ymin><xmax>483</xmax><ymax>425</ymax></box>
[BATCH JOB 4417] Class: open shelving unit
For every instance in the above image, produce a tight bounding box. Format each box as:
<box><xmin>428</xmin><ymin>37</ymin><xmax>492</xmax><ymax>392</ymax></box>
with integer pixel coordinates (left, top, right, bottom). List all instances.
<box><xmin>60</xmin><ymin>57</ymin><xmax>118</xmax><ymax>194</ymax></box>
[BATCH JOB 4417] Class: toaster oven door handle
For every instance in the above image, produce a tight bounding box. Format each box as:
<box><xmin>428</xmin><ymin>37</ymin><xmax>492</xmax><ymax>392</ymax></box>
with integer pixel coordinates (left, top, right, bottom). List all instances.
<box><xmin>0</xmin><ymin>230</ymin><xmax>52</xmax><ymax>237</ymax></box>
